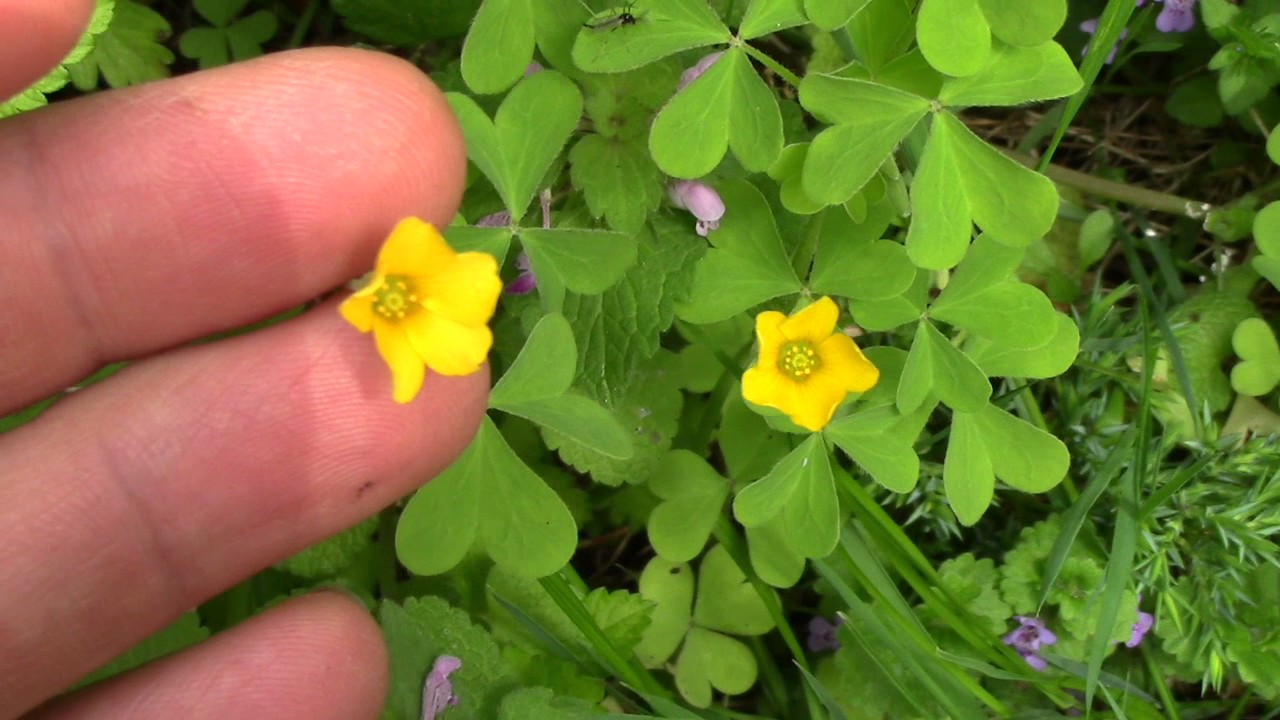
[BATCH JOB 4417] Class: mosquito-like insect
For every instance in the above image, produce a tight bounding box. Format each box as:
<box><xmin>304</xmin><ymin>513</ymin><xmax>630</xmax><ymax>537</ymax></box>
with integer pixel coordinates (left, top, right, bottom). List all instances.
<box><xmin>582</xmin><ymin>1</ymin><xmax>641</xmax><ymax>30</ymax></box>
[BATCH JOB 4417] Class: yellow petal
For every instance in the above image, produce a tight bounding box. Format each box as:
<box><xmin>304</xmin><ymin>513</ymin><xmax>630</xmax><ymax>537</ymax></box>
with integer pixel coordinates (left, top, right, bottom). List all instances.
<box><xmin>376</xmin><ymin>217</ymin><xmax>456</xmax><ymax>277</ymax></box>
<box><xmin>753</xmin><ymin>310</ymin><xmax>787</xmax><ymax>365</ymax></box>
<box><xmin>339</xmin><ymin>294</ymin><xmax>375</xmax><ymax>333</ymax></box>
<box><xmin>817</xmin><ymin>334</ymin><xmax>880</xmax><ymax>392</ymax></box>
<box><xmin>788</xmin><ymin>374</ymin><xmax>850</xmax><ymax>431</ymax></box>
<box><xmin>404</xmin><ymin>311</ymin><xmax>493</xmax><ymax>376</ymax></box>
<box><xmin>374</xmin><ymin>322</ymin><xmax>426</xmax><ymax>403</ymax></box>
<box><xmin>780</xmin><ymin>296</ymin><xmax>839</xmax><ymax>344</ymax></box>
<box><xmin>421</xmin><ymin>252</ymin><xmax>503</xmax><ymax>326</ymax></box>
<box><xmin>742</xmin><ymin>365</ymin><xmax>797</xmax><ymax>415</ymax></box>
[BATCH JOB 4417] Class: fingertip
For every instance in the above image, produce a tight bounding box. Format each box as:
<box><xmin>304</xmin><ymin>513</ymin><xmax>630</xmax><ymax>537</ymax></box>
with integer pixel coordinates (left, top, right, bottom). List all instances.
<box><xmin>0</xmin><ymin>0</ymin><xmax>95</xmax><ymax>103</ymax></box>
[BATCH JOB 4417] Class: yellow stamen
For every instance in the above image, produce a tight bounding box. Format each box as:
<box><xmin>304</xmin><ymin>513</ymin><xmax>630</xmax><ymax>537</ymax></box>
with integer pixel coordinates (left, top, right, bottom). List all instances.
<box><xmin>372</xmin><ymin>275</ymin><xmax>420</xmax><ymax>321</ymax></box>
<box><xmin>778</xmin><ymin>341</ymin><xmax>821</xmax><ymax>380</ymax></box>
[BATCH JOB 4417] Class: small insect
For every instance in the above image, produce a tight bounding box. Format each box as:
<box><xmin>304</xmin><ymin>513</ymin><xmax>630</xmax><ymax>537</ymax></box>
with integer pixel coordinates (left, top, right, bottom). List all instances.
<box><xmin>583</xmin><ymin>2</ymin><xmax>640</xmax><ymax>30</ymax></box>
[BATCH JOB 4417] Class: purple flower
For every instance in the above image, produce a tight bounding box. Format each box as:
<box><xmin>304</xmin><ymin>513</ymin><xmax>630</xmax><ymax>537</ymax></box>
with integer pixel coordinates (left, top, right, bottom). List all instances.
<box><xmin>1003</xmin><ymin>616</ymin><xmax>1058</xmax><ymax>672</ymax></box>
<box><xmin>422</xmin><ymin>655</ymin><xmax>462</xmax><ymax>719</ymax></box>
<box><xmin>679</xmin><ymin>51</ymin><xmax>724</xmax><ymax>91</ymax></box>
<box><xmin>507</xmin><ymin>252</ymin><xmax>537</xmax><ymax>294</ymax></box>
<box><xmin>1154</xmin><ymin>0</ymin><xmax>1198</xmax><ymax>33</ymax></box>
<box><xmin>524</xmin><ymin>61</ymin><xmax>544</xmax><ymax>76</ymax></box>
<box><xmin>1126</xmin><ymin>609</ymin><xmax>1155</xmax><ymax>648</ymax></box>
<box><xmin>807</xmin><ymin>615</ymin><xmax>843</xmax><ymax>653</ymax></box>
<box><xmin>669</xmin><ymin>180</ymin><xmax>725</xmax><ymax>237</ymax></box>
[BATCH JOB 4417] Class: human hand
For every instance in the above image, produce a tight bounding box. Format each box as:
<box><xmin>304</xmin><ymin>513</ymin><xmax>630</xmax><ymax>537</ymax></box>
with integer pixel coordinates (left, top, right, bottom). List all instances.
<box><xmin>0</xmin><ymin>2</ymin><xmax>482</xmax><ymax>718</ymax></box>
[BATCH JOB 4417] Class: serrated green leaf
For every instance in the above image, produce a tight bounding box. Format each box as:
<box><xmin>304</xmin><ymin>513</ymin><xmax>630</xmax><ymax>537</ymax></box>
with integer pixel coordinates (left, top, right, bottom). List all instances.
<box><xmin>972</xmin><ymin>403</ymin><xmax>1068</xmax><ymax>492</ymax></box>
<box><xmin>905</xmin><ymin>113</ymin><xmax>972</xmax><ymax>270</ymax></box>
<box><xmin>397</xmin><ymin>418</ymin><xmax>576</xmax><ymax>577</ymax></box>
<box><xmin>976</xmin><ymin>0</ymin><xmax>1066</xmax><ymax>46</ymax></box>
<box><xmin>333</xmin><ymin>0</ymin><xmax>478</xmax><ymax>46</ymax></box>
<box><xmin>569</xmin><ymin>134</ymin><xmax>664</xmax><ymax>234</ymax></box>
<box><xmin>799</xmin><ymin>76</ymin><xmax>930</xmax><ymax>205</ymax></box>
<box><xmin>67</xmin><ymin>0</ymin><xmax>173</xmax><ymax>89</ymax></box>
<box><xmin>931</xmin><ymin>280</ymin><xmax>1057</xmax><ymax>349</ymax></box>
<box><xmin>966</xmin><ymin>312</ymin><xmax>1080</xmax><ymax>379</ymax></box>
<box><xmin>939</xmin><ymin>41</ymin><xmax>1081</xmax><ymax>106</ymax></box>
<box><xmin>563</xmin><ymin>221</ymin><xmax>702</xmax><ymax>399</ymax></box>
<box><xmin>676</xmin><ymin>180</ymin><xmax>803</xmax><ymax>323</ymax></box>
<box><xmin>917</xmin><ymin>0</ymin><xmax>991</xmax><ymax>77</ymax></box>
<box><xmin>380</xmin><ymin>597</ymin><xmax>518</xmax><ymax>720</ymax></box>
<box><xmin>944</xmin><ymin>412</ymin><xmax>995</xmax><ymax>525</ymax></box>
<box><xmin>740</xmin><ymin>0</ymin><xmax>808</xmax><ymax>38</ymax></box>
<box><xmin>572</xmin><ymin>0</ymin><xmax>729</xmax><ymax>74</ymax></box>
<box><xmin>276</xmin><ymin>516</ymin><xmax>377</xmax><ymax>578</ymax></box>
<box><xmin>462</xmin><ymin>0</ymin><xmax>535</xmax><ymax>94</ymax></box>
<box><xmin>897</xmin><ymin>320</ymin><xmax>992</xmax><ymax>413</ymax></box>
<box><xmin>447</xmin><ymin>71</ymin><xmax>583</xmax><ymax>218</ymax></box>
<box><xmin>519</xmin><ymin>227</ymin><xmax>637</xmax><ymax>295</ymax></box>
<box><xmin>1231</xmin><ymin>317</ymin><xmax>1280</xmax><ymax>396</ymax></box>
<box><xmin>635</xmin><ymin>557</ymin><xmax>694</xmax><ymax>666</ymax></box>
<box><xmin>649</xmin><ymin>451</ymin><xmax>731</xmax><ymax>562</ymax></box>
<box><xmin>650</xmin><ymin>49</ymin><xmax>782</xmax><ymax>177</ymax></box>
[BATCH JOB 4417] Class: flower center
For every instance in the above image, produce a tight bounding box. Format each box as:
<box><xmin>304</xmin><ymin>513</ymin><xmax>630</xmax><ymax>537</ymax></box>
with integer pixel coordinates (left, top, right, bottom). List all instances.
<box><xmin>777</xmin><ymin>341</ymin><xmax>821</xmax><ymax>380</ymax></box>
<box><xmin>372</xmin><ymin>275</ymin><xmax>421</xmax><ymax>322</ymax></box>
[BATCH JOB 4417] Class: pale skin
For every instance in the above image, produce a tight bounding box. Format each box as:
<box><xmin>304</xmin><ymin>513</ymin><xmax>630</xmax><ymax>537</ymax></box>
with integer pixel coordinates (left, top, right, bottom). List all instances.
<box><xmin>0</xmin><ymin>1</ymin><xmax>484</xmax><ymax>718</ymax></box>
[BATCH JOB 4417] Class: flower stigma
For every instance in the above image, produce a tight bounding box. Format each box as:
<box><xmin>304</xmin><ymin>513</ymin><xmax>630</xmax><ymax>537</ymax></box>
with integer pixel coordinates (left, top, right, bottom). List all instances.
<box><xmin>372</xmin><ymin>275</ymin><xmax>420</xmax><ymax>321</ymax></box>
<box><xmin>778</xmin><ymin>341</ymin><xmax>820</xmax><ymax>379</ymax></box>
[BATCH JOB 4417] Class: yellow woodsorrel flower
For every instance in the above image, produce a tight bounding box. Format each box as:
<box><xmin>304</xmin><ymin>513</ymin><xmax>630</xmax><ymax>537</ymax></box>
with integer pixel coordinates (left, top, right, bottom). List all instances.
<box><xmin>340</xmin><ymin>217</ymin><xmax>502</xmax><ymax>403</ymax></box>
<box><xmin>742</xmin><ymin>296</ymin><xmax>879</xmax><ymax>431</ymax></box>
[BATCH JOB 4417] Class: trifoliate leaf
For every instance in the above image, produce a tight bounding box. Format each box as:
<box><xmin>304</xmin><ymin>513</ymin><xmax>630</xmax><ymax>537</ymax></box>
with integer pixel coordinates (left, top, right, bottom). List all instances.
<box><xmin>733</xmin><ymin>434</ymin><xmax>841</xmax><ymax>558</ymax></box>
<box><xmin>648</xmin><ymin>450</ymin><xmax>731</xmax><ymax>562</ymax></box>
<box><xmin>380</xmin><ymin>597</ymin><xmax>518</xmax><ymax>720</ymax></box>
<box><xmin>1231</xmin><ymin>317</ymin><xmax>1280</xmax><ymax>396</ymax></box>
<box><xmin>397</xmin><ymin>417</ymin><xmax>577</xmax><ymax>577</ymax></box>
<box><xmin>68</xmin><ymin>0</ymin><xmax>174</xmax><ymax>90</ymax></box>
<box><xmin>276</xmin><ymin>516</ymin><xmax>377</xmax><ymax>578</ymax></box>
<box><xmin>675</xmin><ymin>627</ymin><xmax>759</xmax><ymax>707</ymax></box>
<box><xmin>897</xmin><ymin>320</ymin><xmax>993</xmax><ymax>414</ymax></box>
<box><xmin>179</xmin><ymin>0</ymin><xmax>278</xmax><ymax>70</ymax></box>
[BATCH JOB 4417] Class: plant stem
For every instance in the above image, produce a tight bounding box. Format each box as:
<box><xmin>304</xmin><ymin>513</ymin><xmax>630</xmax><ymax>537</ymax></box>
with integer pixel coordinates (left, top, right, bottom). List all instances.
<box><xmin>740</xmin><ymin>43</ymin><xmax>801</xmax><ymax>89</ymax></box>
<box><xmin>1001</xmin><ymin>149</ymin><xmax>1211</xmax><ymax>217</ymax></box>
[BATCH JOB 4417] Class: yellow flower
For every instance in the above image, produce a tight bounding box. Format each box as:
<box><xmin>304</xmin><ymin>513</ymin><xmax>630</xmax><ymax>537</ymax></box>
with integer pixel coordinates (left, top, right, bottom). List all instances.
<box><xmin>741</xmin><ymin>296</ymin><xmax>879</xmax><ymax>432</ymax></box>
<box><xmin>340</xmin><ymin>217</ymin><xmax>502</xmax><ymax>403</ymax></box>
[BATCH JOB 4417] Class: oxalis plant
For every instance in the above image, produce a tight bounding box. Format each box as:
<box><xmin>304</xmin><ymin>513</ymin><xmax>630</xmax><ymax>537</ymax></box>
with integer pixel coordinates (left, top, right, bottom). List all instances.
<box><xmin>20</xmin><ymin>0</ymin><xmax>1271</xmax><ymax>717</ymax></box>
<box><xmin>382</xmin><ymin>0</ymin><xmax>1088</xmax><ymax>715</ymax></box>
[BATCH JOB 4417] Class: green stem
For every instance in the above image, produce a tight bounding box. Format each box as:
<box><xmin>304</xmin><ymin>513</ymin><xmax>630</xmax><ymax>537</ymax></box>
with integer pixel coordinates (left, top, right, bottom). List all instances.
<box><xmin>739</xmin><ymin>43</ymin><xmax>801</xmax><ymax>89</ymax></box>
<box><xmin>376</xmin><ymin>508</ymin><xmax>400</xmax><ymax>600</ymax></box>
<box><xmin>1002</xmin><ymin>148</ymin><xmax>1210</xmax><ymax>217</ymax></box>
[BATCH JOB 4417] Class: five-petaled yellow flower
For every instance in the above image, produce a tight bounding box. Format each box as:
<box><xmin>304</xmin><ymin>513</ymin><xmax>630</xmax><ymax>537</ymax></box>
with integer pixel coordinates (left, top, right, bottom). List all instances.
<box><xmin>742</xmin><ymin>296</ymin><xmax>879</xmax><ymax>431</ymax></box>
<box><xmin>340</xmin><ymin>217</ymin><xmax>502</xmax><ymax>403</ymax></box>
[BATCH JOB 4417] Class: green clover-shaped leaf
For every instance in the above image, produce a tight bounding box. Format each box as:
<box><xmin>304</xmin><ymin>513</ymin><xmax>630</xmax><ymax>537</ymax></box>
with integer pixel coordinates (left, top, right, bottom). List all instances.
<box><xmin>179</xmin><ymin>0</ymin><xmax>277</xmax><ymax>69</ymax></box>
<box><xmin>1231</xmin><ymin>317</ymin><xmax>1280</xmax><ymax>396</ymax></box>
<box><xmin>897</xmin><ymin>319</ymin><xmax>992</xmax><ymax>414</ymax></box>
<box><xmin>396</xmin><ymin>417</ymin><xmax>577</xmax><ymax>577</ymax></box>
<box><xmin>572</xmin><ymin>0</ymin><xmax>729</xmax><ymax>74</ymax></box>
<box><xmin>733</xmin><ymin>434</ymin><xmax>840</xmax><ymax>559</ymax></box>
<box><xmin>461</xmin><ymin>0</ymin><xmax>536</xmax><ymax>94</ymax></box>
<box><xmin>650</xmin><ymin>48</ymin><xmax>783</xmax><ymax>177</ymax></box>
<box><xmin>648</xmin><ymin>451</ymin><xmax>730</xmax><ymax>563</ymax></box>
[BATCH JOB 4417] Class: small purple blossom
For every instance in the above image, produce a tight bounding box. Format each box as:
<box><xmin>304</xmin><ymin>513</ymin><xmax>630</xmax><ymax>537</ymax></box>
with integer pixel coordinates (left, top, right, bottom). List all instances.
<box><xmin>1126</xmin><ymin>608</ymin><xmax>1155</xmax><ymax>648</ymax></box>
<box><xmin>807</xmin><ymin>615</ymin><xmax>843</xmax><ymax>653</ymax></box>
<box><xmin>507</xmin><ymin>252</ymin><xmax>537</xmax><ymax>294</ymax></box>
<box><xmin>422</xmin><ymin>655</ymin><xmax>462</xmax><ymax>719</ymax></box>
<box><xmin>1153</xmin><ymin>0</ymin><xmax>1198</xmax><ymax>33</ymax></box>
<box><xmin>1003</xmin><ymin>616</ymin><xmax>1058</xmax><ymax>672</ymax></box>
<box><xmin>669</xmin><ymin>180</ymin><xmax>725</xmax><ymax>236</ymax></box>
<box><xmin>679</xmin><ymin>51</ymin><xmax>724</xmax><ymax>91</ymax></box>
